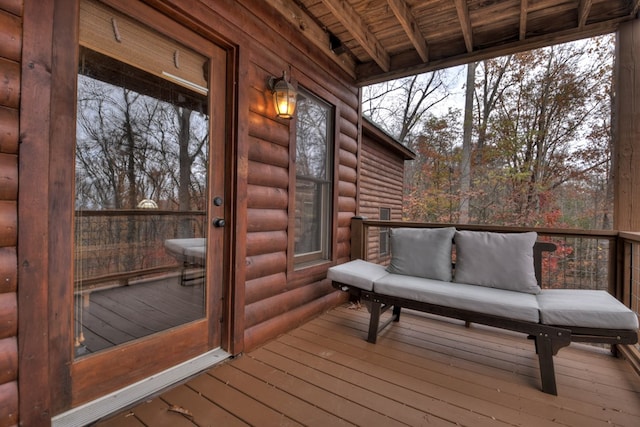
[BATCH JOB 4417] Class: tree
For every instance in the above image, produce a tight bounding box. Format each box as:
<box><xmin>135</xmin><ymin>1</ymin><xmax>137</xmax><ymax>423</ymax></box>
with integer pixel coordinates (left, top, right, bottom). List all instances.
<box><xmin>479</xmin><ymin>39</ymin><xmax>614</xmax><ymax>226</ymax></box>
<box><xmin>362</xmin><ymin>71</ymin><xmax>454</xmax><ymax>146</ymax></box>
<box><xmin>76</xmin><ymin>76</ymin><xmax>209</xmax><ymax>213</ymax></box>
<box><xmin>405</xmin><ymin>110</ymin><xmax>462</xmax><ymax>222</ymax></box>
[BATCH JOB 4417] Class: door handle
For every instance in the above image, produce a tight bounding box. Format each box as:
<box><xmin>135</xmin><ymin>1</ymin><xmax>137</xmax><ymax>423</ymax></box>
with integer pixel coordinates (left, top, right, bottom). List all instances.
<box><xmin>213</xmin><ymin>218</ymin><xmax>225</xmax><ymax>228</ymax></box>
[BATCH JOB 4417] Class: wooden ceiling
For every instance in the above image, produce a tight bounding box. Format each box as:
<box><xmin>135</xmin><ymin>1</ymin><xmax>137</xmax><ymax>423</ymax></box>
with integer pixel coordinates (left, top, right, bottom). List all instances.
<box><xmin>265</xmin><ymin>0</ymin><xmax>640</xmax><ymax>85</ymax></box>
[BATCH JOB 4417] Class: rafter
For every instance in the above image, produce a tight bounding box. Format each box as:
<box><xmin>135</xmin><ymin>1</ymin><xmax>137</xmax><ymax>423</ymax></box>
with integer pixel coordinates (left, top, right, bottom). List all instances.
<box><xmin>453</xmin><ymin>0</ymin><xmax>473</xmax><ymax>53</ymax></box>
<box><xmin>321</xmin><ymin>0</ymin><xmax>391</xmax><ymax>72</ymax></box>
<box><xmin>263</xmin><ymin>0</ymin><xmax>356</xmax><ymax>78</ymax></box>
<box><xmin>356</xmin><ymin>18</ymin><xmax>623</xmax><ymax>85</ymax></box>
<box><xmin>387</xmin><ymin>0</ymin><xmax>429</xmax><ymax>62</ymax></box>
<box><xmin>519</xmin><ymin>0</ymin><xmax>528</xmax><ymax>40</ymax></box>
<box><xmin>578</xmin><ymin>0</ymin><xmax>593</xmax><ymax>28</ymax></box>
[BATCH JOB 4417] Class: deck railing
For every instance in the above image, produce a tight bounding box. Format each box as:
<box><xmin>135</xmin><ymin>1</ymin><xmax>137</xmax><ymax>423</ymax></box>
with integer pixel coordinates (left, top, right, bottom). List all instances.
<box><xmin>350</xmin><ymin>217</ymin><xmax>640</xmax><ymax>372</ymax></box>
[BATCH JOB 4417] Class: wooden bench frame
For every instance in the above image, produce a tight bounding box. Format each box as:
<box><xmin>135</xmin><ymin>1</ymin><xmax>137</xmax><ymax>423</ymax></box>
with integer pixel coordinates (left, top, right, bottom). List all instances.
<box><xmin>332</xmin><ymin>242</ymin><xmax>639</xmax><ymax>395</ymax></box>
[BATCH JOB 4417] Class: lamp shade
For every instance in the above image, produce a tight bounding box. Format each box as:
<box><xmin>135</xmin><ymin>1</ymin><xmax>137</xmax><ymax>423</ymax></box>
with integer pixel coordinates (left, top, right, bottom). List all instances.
<box><xmin>270</xmin><ymin>72</ymin><xmax>297</xmax><ymax>119</ymax></box>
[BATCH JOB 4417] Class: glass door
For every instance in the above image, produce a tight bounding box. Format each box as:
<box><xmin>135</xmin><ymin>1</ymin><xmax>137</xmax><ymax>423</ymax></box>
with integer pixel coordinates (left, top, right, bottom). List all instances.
<box><xmin>74</xmin><ymin>46</ymin><xmax>211</xmax><ymax>356</ymax></box>
<box><xmin>67</xmin><ymin>0</ymin><xmax>228</xmax><ymax>407</ymax></box>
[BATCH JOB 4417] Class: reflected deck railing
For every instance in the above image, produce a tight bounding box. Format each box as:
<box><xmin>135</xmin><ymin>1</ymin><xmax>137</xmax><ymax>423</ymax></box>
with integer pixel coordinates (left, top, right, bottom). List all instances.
<box><xmin>349</xmin><ymin>217</ymin><xmax>640</xmax><ymax>374</ymax></box>
<box><xmin>74</xmin><ymin>210</ymin><xmax>206</xmax><ymax>292</ymax></box>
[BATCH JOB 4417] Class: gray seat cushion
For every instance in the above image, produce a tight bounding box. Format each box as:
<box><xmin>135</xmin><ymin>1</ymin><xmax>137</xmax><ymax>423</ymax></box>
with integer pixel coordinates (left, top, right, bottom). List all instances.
<box><xmin>537</xmin><ymin>289</ymin><xmax>639</xmax><ymax>330</ymax></box>
<box><xmin>374</xmin><ymin>274</ymin><xmax>540</xmax><ymax>323</ymax></box>
<box><xmin>327</xmin><ymin>259</ymin><xmax>389</xmax><ymax>292</ymax></box>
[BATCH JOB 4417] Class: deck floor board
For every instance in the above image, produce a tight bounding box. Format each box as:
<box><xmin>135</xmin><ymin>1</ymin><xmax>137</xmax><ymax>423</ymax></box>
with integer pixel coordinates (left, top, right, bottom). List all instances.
<box><xmin>97</xmin><ymin>304</ymin><xmax>640</xmax><ymax>427</ymax></box>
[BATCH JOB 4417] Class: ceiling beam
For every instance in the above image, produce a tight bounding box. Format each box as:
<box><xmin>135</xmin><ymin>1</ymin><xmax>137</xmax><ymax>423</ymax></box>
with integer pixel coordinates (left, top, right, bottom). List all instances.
<box><xmin>519</xmin><ymin>0</ymin><xmax>528</xmax><ymax>40</ymax></box>
<box><xmin>578</xmin><ymin>0</ymin><xmax>593</xmax><ymax>28</ymax></box>
<box><xmin>263</xmin><ymin>0</ymin><xmax>356</xmax><ymax>78</ymax></box>
<box><xmin>387</xmin><ymin>0</ymin><xmax>429</xmax><ymax>62</ymax></box>
<box><xmin>321</xmin><ymin>0</ymin><xmax>391</xmax><ymax>72</ymax></box>
<box><xmin>453</xmin><ymin>0</ymin><xmax>473</xmax><ymax>52</ymax></box>
<box><xmin>356</xmin><ymin>18</ymin><xmax>622</xmax><ymax>85</ymax></box>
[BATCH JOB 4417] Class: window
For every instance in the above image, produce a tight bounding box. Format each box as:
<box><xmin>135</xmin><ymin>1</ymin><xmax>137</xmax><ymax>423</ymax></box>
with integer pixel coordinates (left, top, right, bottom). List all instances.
<box><xmin>294</xmin><ymin>90</ymin><xmax>334</xmax><ymax>265</ymax></box>
<box><xmin>379</xmin><ymin>207</ymin><xmax>391</xmax><ymax>256</ymax></box>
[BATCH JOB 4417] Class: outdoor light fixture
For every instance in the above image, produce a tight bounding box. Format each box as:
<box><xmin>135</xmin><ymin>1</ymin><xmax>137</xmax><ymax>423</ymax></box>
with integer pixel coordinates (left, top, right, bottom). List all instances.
<box><xmin>268</xmin><ymin>71</ymin><xmax>297</xmax><ymax>119</ymax></box>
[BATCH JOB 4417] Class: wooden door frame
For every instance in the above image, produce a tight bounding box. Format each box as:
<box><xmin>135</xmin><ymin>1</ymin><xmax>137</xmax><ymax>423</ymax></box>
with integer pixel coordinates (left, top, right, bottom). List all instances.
<box><xmin>19</xmin><ymin>0</ymin><xmax>239</xmax><ymax>420</ymax></box>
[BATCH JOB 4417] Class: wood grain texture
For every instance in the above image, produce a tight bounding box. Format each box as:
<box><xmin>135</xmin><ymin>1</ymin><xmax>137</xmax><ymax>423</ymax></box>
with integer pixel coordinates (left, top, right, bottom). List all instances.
<box><xmin>290</xmin><ymin>0</ymin><xmax>636</xmax><ymax>84</ymax></box>
<box><xmin>0</xmin><ymin>107</ymin><xmax>18</xmax><ymax>154</ymax></box>
<box><xmin>0</xmin><ymin>58</ymin><xmax>19</xmax><ymax>109</ymax></box>
<box><xmin>18</xmin><ymin>0</ymin><xmax>55</xmax><ymax>422</ymax></box>
<box><xmin>0</xmin><ymin>154</ymin><xmax>17</xmax><ymax>201</ymax></box>
<box><xmin>0</xmin><ymin>0</ymin><xmax>22</xmax><ymax>17</ymax></box>
<box><xmin>0</xmin><ymin>381</ymin><xmax>17</xmax><ymax>427</ymax></box>
<box><xmin>0</xmin><ymin>293</ymin><xmax>16</xmax><ymax>340</ymax></box>
<box><xmin>98</xmin><ymin>305</ymin><xmax>640</xmax><ymax>427</ymax></box>
<box><xmin>0</xmin><ymin>248</ymin><xmax>16</xmax><ymax>294</ymax></box>
<box><xmin>0</xmin><ymin>337</ymin><xmax>18</xmax><ymax>385</ymax></box>
<box><xmin>615</xmin><ymin>19</ymin><xmax>640</xmax><ymax>231</ymax></box>
<box><xmin>0</xmin><ymin>10</ymin><xmax>21</xmax><ymax>62</ymax></box>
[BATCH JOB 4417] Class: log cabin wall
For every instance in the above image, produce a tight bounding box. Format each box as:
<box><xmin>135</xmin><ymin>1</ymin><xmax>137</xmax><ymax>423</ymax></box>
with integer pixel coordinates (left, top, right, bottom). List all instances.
<box><xmin>0</xmin><ymin>0</ymin><xmax>20</xmax><ymax>425</ymax></box>
<box><xmin>359</xmin><ymin>119</ymin><xmax>414</xmax><ymax>264</ymax></box>
<box><xmin>12</xmin><ymin>0</ymin><xmax>357</xmax><ymax>423</ymax></box>
<box><xmin>215</xmin><ymin>0</ymin><xmax>356</xmax><ymax>351</ymax></box>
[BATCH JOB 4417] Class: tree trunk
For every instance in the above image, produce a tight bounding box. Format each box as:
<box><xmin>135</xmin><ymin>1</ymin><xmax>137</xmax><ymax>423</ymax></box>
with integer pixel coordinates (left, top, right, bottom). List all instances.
<box><xmin>178</xmin><ymin>107</ymin><xmax>193</xmax><ymax>237</ymax></box>
<box><xmin>459</xmin><ymin>62</ymin><xmax>476</xmax><ymax>224</ymax></box>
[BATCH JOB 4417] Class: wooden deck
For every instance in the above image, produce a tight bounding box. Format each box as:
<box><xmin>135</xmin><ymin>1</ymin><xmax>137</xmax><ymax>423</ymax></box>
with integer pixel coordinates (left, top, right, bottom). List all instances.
<box><xmin>96</xmin><ymin>304</ymin><xmax>640</xmax><ymax>426</ymax></box>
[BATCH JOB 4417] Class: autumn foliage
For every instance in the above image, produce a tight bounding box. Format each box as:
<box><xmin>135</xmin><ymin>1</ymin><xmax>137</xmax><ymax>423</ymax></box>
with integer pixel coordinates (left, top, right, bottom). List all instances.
<box><xmin>363</xmin><ymin>35</ymin><xmax>615</xmax><ymax>289</ymax></box>
<box><xmin>364</xmin><ymin>35</ymin><xmax>614</xmax><ymax>231</ymax></box>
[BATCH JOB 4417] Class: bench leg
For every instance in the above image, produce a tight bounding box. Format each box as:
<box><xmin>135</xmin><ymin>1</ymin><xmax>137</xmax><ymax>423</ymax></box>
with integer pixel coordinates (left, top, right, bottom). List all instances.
<box><xmin>535</xmin><ymin>334</ymin><xmax>558</xmax><ymax>395</ymax></box>
<box><xmin>367</xmin><ymin>302</ymin><xmax>402</xmax><ymax>343</ymax></box>
<box><xmin>367</xmin><ymin>301</ymin><xmax>382</xmax><ymax>343</ymax></box>
<box><xmin>392</xmin><ymin>305</ymin><xmax>401</xmax><ymax>322</ymax></box>
<box><xmin>533</xmin><ymin>331</ymin><xmax>571</xmax><ymax>395</ymax></box>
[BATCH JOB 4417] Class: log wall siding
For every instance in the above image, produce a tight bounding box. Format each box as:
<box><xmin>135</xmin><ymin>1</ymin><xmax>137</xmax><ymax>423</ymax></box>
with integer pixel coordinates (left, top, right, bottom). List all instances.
<box><xmin>0</xmin><ymin>1</ymin><xmax>19</xmax><ymax>425</ymax></box>
<box><xmin>360</xmin><ymin>129</ymin><xmax>407</xmax><ymax>264</ymax></box>
<box><xmin>230</xmin><ymin>0</ymin><xmax>358</xmax><ymax>350</ymax></box>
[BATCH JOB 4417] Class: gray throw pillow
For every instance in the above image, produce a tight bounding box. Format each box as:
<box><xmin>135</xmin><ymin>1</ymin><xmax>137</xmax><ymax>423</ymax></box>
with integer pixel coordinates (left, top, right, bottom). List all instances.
<box><xmin>453</xmin><ymin>230</ymin><xmax>540</xmax><ymax>294</ymax></box>
<box><xmin>386</xmin><ymin>227</ymin><xmax>455</xmax><ymax>281</ymax></box>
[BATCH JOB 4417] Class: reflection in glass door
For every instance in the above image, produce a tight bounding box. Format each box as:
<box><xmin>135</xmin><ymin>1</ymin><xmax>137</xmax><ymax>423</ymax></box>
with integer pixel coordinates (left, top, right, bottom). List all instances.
<box><xmin>73</xmin><ymin>45</ymin><xmax>210</xmax><ymax>356</ymax></box>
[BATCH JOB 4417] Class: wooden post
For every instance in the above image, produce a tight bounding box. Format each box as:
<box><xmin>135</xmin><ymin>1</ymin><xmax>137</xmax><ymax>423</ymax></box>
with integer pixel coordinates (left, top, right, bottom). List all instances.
<box><xmin>350</xmin><ymin>216</ymin><xmax>366</xmax><ymax>260</ymax></box>
<box><xmin>614</xmin><ymin>19</ymin><xmax>640</xmax><ymax>232</ymax></box>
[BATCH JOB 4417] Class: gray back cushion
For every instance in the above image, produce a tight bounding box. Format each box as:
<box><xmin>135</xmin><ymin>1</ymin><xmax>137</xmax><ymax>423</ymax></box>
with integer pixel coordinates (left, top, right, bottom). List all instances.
<box><xmin>454</xmin><ymin>230</ymin><xmax>540</xmax><ymax>294</ymax></box>
<box><xmin>387</xmin><ymin>227</ymin><xmax>456</xmax><ymax>281</ymax></box>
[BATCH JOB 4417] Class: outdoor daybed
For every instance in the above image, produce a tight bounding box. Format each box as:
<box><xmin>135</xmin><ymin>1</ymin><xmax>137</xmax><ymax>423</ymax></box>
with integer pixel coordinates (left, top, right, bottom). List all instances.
<box><xmin>327</xmin><ymin>228</ymin><xmax>639</xmax><ymax>395</ymax></box>
<box><xmin>164</xmin><ymin>238</ymin><xmax>206</xmax><ymax>266</ymax></box>
<box><xmin>164</xmin><ymin>238</ymin><xmax>206</xmax><ymax>285</ymax></box>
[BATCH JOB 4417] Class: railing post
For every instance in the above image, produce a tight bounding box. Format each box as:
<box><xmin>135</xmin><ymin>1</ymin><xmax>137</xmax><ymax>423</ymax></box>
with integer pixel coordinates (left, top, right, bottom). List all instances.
<box><xmin>351</xmin><ymin>216</ymin><xmax>366</xmax><ymax>260</ymax></box>
<box><xmin>613</xmin><ymin>236</ymin><xmax>623</xmax><ymax>299</ymax></box>
<box><xmin>610</xmin><ymin>236</ymin><xmax>633</xmax><ymax>306</ymax></box>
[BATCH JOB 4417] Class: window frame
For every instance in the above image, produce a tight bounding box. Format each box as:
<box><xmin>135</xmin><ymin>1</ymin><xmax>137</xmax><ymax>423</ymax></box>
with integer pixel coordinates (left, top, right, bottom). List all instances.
<box><xmin>290</xmin><ymin>87</ymin><xmax>336</xmax><ymax>269</ymax></box>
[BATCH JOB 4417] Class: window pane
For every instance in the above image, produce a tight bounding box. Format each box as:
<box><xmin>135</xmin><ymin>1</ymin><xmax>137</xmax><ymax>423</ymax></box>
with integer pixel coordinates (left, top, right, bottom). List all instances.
<box><xmin>296</xmin><ymin>97</ymin><xmax>329</xmax><ymax>180</ymax></box>
<box><xmin>295</xmin><ymin>178</ymin><xmax>325</xmax><ymax>254</ymax></box>
<box><xmin>294</xmin><ymin>91</ymin><xmax>333</xmax><ymax>262</ymax></box>
<box><xmin>74</xmin><ymin>47</ymin><xmax>209</xmax><ymax>357</ymax></box>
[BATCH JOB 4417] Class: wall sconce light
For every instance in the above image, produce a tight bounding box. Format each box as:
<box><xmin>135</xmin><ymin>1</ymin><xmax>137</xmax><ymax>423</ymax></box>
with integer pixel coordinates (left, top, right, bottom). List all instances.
<box><xmin>268</xmin><ymin>71</ymin><xmax>297</xmax><ymax>119</ymax></box>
